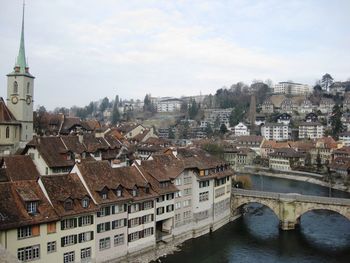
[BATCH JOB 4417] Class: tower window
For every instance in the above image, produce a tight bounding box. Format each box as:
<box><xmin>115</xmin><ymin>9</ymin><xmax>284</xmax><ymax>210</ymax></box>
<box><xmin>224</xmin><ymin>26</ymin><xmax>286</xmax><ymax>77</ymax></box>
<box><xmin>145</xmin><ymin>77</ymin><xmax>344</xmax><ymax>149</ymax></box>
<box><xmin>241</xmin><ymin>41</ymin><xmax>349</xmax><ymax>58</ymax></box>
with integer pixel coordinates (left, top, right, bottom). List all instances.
<box><xmin>27</xmin><ymin>82</ymin><xmax>30</xmax><ymax>94</ymax></box>
<box><xmin>6</xmin><ymin>127</ymin><xmax>10</xmax><ymax>138</ymax></box>
<box><xmin>13</xmin><ymin>81</ymin><xmax>18</xmax><ymax>94</ymax></box>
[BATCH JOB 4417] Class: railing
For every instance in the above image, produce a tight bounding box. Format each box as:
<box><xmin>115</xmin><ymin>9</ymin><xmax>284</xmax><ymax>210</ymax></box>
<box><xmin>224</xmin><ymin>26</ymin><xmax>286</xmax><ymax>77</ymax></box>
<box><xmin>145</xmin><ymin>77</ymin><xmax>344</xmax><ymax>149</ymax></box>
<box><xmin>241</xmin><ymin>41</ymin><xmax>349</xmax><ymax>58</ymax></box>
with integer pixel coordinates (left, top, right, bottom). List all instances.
<box><xmin>232</xmin><ymin>188</ymin><xmax>350</xmax><ymax>206</ymax></box>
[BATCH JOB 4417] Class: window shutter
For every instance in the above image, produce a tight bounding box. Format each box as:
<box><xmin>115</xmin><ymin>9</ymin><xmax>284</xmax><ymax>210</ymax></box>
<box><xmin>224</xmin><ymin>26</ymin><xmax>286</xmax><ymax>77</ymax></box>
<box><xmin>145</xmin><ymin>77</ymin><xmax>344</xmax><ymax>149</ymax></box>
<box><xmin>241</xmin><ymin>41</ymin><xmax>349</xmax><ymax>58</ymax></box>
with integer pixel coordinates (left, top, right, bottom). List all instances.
<box><xmin>151</xmin><ymin>214</ymin><xmax>154</xmax><ymax>221</ymax></box>
<box><xmin>97</xmin><ymin>211</ymin><xmax>101</xmax><ymax>217</ymax></box>
<box><xmin>128</xmin><ymin>220</ymin><xmax>131</xmax><ymax>228</ymax></box>
<box><xmin>90</xmin><ymin>215</ymin><xmax>94</xmax><ymax>224</ymax></box>
<box><xmin>90</xmin><ymin>231</ymin><xmax>94</xmax><ymax>240</ymax></box>
<box><xmin>106</xmin><ymin>206</ymin><xmax>111</xmax><ymax>216</ymax></box>
<box><xmin>124</xmin><ymin>204</ymin><xmax>127</xmax><ymax>212</ymax></box>
<box><xmin>32</xmin><ymin>225</ymin><xmax>40</xmax><ymax>236</ymax></box>
<box><xmin>140</xmin><ymin>203</ymin><xmax>144</xmax><ymax>210</ymax></box>
<box><xmin>106</xmin><ymin>222</ymin><xmax>110</xmax><ymax>231</ymax></box>
<box><xmin>74</xmin><ymin>235</ymin><xmax>77</xmax><ymax>244</ymax></box>
<box><xmin>128</xmin><ymin>205</ymin><xmax>131</xmax><ymax>213</ymax></box>
<box><xmin>152</xmin><ymin>201</ymin><xmax>154</xmax><ymax>208</ymax></box>
<box><xmin>139</xmin><ymin>230</ymin><xmax>144</xmax><ymax>238</ymax></box>
<box><xmin>124</xmin><ymin>219</ymin><xmax>127</xmax><ymax>227</ymax></box>
<box><xmin>139</xmin><ymin>217</ymin><xmax>142</xmax><ymax>225</ymax></box>
<box><xmin>128</xmin><ymin>234</ymin><xmax>131</xmax><ymax>242</ymax></box>
<box><xmin>78</xmin><ymin>217</ymin><xmax>82</xmax><ymax>227</ymax></box>
<box><xmin>151</xmin><ymin>227</ymin><xmax>154</xmax><ymax>235</ymax></box>
<box><xmin>142</xmin><ymin>216</ymin><xmax>145</xmax><ymax>224</ymax></box>
<box><xmin>112</xmin><ymin>205</ymin><xmax>115</xmax><ymax>214</ymax></box>
<box><xmin>61</xmin><ymin>221</ymin><xmax>65</xmax><ymax>230</ymax></box>
<box><xmin>97</xmin><ymin>224</ymin><xmax>101</xmax><ymax>233</ymax></box>
<box><xmin>112</xmin><ymin>221</ymin><xmax>115</xmax><ymax>229</ymax></box>
<box><xmin>61</xmin><ymin>237</ymin><xmax>65</xmax><ymax>247</ymax></box>
<box><xmin>73</xmin><ymin>218</ymin><xmax>77</xmax><ymax>228</ymax></box>
<box><xmin>78</xmin><ymin>233</ymin><xmax>82</xmax><ymax>243</ymax></box>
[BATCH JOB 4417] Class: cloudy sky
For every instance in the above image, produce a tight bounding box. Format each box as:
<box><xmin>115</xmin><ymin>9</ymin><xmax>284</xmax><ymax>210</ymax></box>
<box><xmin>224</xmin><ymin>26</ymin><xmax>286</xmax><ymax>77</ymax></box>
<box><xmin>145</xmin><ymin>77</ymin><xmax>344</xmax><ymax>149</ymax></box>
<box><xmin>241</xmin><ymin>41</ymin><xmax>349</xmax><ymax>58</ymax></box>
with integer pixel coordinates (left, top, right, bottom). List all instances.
<box><xmin>0</xmin><ymin>0</ymin><xmax>349</xmax><ymax>110</ymax></box>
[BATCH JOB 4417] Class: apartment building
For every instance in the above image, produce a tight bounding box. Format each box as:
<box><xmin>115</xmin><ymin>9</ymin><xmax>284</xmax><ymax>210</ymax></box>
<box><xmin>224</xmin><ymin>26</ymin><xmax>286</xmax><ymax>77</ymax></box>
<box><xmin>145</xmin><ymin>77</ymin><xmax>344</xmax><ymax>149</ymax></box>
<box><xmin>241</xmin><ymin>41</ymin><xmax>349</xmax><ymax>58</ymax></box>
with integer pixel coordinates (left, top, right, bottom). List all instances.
<box><xmin>261</xmin><ymin>123</ymin><xmax>290</xmax><ymax>141</ymax></box>
<box><xmin>298</xmin><ymin>122</ymin><xmax>324</xmax><ymax>139</ymax></box>
<box><xmin>273</xmin><ymin>82</ymin><xmax>311</xmax><ymax>95</ymax></box>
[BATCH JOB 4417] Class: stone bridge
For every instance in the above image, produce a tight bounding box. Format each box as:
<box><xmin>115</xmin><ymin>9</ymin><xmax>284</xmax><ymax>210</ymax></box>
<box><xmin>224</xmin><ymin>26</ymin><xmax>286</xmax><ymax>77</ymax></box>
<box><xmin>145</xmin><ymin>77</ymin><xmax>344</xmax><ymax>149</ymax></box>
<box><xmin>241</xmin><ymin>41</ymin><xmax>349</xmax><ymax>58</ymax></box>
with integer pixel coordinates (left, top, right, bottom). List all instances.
<box><xmin>231</xmin><ymin>188</ymin><xmax>350</xmax><ymax>230</ymax></box>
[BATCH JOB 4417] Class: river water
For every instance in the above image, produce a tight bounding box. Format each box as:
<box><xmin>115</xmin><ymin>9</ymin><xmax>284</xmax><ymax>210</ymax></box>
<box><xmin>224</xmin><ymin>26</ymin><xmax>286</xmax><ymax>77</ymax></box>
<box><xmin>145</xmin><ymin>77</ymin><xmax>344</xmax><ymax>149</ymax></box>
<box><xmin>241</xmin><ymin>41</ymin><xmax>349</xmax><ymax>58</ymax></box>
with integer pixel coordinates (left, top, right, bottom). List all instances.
<box><xmin>158</xmin><ymin>175</ymin><xmax>350</xmax><ymax>263</ymax></box>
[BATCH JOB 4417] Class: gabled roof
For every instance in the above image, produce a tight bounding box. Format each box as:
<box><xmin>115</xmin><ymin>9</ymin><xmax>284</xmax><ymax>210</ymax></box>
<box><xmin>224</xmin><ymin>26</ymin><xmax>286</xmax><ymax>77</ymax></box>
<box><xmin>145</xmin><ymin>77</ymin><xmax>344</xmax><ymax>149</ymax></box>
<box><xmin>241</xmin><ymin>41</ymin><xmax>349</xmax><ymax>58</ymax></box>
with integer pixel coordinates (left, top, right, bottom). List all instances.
<box><xmin>40</xmin><ymin>173</ymin><xmax>98</xmax><ymax>217</ymax></box>
<box><xmin>0</xmin><ymin>180</ymin><xmax>59</xmax><ymax>230</ymax></box>
<box><xmin>1</xmin><ymin>156</ymin><xmax>40</xmax><ymax>181</ymax></box>
<box><xmin>0</xmin><ymin>98</ymin><xmax>19</xmax><ymax>124</ymax></box>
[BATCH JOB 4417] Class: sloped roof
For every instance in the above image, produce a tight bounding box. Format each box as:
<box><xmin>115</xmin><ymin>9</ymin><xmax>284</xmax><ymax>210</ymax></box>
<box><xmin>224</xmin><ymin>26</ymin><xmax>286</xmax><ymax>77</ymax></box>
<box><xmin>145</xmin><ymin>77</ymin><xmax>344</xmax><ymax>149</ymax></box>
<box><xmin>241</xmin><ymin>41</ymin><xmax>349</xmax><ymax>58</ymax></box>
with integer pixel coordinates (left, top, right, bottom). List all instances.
<box><xmin>1</xmin><ymin>156</ymin><xmax>40</xmax><ymax>181</ymax></box>
<box><xmin>0</xmin><ymin>97</ymin><xmax>19</xmax><ymax>124</ymax></box>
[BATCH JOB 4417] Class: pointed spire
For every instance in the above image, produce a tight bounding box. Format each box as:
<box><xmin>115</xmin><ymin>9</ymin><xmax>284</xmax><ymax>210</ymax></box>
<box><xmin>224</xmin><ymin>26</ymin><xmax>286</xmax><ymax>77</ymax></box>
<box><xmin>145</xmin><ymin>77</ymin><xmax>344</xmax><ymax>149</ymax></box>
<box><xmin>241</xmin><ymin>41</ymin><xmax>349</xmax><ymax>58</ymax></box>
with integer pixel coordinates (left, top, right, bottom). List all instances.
<box><xmin>15</xmin><ymin>0</ymin><xmax>28</xmax><ymax>73</ymax></box>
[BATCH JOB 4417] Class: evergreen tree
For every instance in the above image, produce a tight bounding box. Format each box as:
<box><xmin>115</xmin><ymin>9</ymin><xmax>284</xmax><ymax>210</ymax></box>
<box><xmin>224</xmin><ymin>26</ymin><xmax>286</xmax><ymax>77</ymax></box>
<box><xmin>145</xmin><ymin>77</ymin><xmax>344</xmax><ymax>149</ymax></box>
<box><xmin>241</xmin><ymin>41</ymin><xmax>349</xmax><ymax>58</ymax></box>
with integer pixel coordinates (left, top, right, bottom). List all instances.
<box><xmin>220</xmin><ymin>123</ymin><xmax>228</xmax><ymax>134</ymax></box>
<box><xmin>205</xmin><ymin>123</ymin><xmax>213</xmax><ymax>138</ymax></box>
<box><xmin>330</xmin><ymin>104</ymin><xmax>344</xmax><ymax>139</ymax></box>
<box><xmin>99</xmin><ymin>97</ymin><xmax>109</xmax><ymax>112</ymax></box>
<box><xmin>111</xmin><ymin>95</ymin><xmax>121</xmax><ymax>125</ymax></box>
<box><xmin>168</xmin><ymin>127</ymin><xmax>175</xmax><ymax>139</ymax></box>
<box><xmin>214</xmin><ymin>116</ymin><xmax>221</xmax><ymax>129</ymax></box>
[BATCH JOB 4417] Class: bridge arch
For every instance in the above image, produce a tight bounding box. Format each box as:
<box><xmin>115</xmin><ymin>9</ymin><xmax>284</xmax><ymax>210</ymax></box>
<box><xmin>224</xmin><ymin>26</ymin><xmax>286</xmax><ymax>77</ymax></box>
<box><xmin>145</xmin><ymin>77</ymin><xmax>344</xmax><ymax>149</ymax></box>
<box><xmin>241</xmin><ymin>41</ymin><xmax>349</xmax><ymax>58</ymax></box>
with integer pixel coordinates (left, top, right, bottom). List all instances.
<box><xmin>232</xmin><ymin>196</ymin><xmax>281</xmax><ymax>221</ymax></box>
<box><xmin>296</xmin><ymin>206</ymin><xmax>350</xmax><ymax>222</ymax></box>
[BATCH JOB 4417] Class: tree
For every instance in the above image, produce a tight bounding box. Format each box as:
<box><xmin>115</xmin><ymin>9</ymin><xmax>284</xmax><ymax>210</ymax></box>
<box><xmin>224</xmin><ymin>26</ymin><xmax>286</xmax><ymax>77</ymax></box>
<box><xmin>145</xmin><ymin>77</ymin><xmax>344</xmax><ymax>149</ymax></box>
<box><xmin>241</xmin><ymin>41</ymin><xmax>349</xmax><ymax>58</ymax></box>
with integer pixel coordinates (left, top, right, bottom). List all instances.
<box><xmin>180</xmin><ymin>101</ymin><xmax>188</xmax><ymax>114</ymax></box>
<box><xmin>99</xmin><ymin>97</ymin><xmax>109</xmax><ymax>112</ymax></box>
<box><xmin>214</xmin><ymin>116</ymin><xmax>221</xmax><ymax>129</ymax></box>
<box><xmin>179</xmin><ymin>121</ymin><xmax>189</xmax><ymax>139</ymax></box>
<box><xmin>330</xmin><ymin>104</ymin><xmax>344</xmax><ymax>139</ymax></box>
<box><xmin>111</xmin><ymin>95</ymin><xmax>121</xmax><ymax>125</ymax></box>
<box><xmin>321</xmin><ymin>73</ymin><xmax>333</xmax><ymax>92</ymax></box>
<box><xmin>205</xmin><ymin>123</ymin><xmax>213</xmax><ymax>138</ymax></box>
<box><xmin>188</xmin><ymin>99</ymin><xmax>199</xmax><ymax>119</ymax></box>
<box><xmin>220</xmin><ymin>123</ymin><xmax>228</xmax><ymax>134</ymax></box>
<box><xmin>229</xmin><ymin>107</ymin><xmax>245</xmax><ymax>127</ymax></box>
<box><xmin>143</xmin><ymin>94</ymin><xmax>156</xmax><ymax>113</ymax></box>
<box><xmin>168</xmin><ymin>127</ymin><xmax>175</xmax><ymax>139</ymax></box>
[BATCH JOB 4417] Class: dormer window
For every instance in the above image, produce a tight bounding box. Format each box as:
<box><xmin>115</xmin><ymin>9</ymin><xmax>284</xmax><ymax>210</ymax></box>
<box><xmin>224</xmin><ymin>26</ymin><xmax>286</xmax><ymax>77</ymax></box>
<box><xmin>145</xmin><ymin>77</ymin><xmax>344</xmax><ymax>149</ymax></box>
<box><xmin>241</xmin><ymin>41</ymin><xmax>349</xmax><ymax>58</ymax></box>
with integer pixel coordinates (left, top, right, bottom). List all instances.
<box><xmin>102</xmin><ymin>193</ymin><xmax>107</xmax><ymax>200</ymax></box>
<box><xmin>82</xmin><ymin>197</ymin><xmax>89</xmax><ymax>208</ymax></box>
<box><xmin>64</xmin><ymin>199</ymin><xmax>73</xmax><ymax>211</ymax></box>
<box><xmin>116</xmin><ymin>187</ymin><xmax>122</xmax><ymax>197</ymax></box>
<box><xmin>132</xmin><ymin>187</ymin><xmax>138</xmax><ymax>197</ymax></box>
<box><xmin>26</xmin><ymin>201</ymin><xmax>38</xmax><ymax>215</ymax></box>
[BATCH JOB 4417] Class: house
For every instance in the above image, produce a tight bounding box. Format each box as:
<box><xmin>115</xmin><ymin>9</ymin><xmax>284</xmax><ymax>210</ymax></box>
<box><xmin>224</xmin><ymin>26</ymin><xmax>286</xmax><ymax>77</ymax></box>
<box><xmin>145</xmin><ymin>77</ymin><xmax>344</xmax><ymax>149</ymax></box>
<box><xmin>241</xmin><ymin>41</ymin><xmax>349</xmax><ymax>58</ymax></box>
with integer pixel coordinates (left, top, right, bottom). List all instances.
<box><xmin>310</xmin><ymin>137</ymin><xmax>337</xmax><ymax>165</ymax></box>
<box><xmin>305</xmin><ymin>112</ymin><xmax>319</xmax><ymax>123</ymax></box>
<box><xmin>203</xmin><ymin>108</ymin><xmax>232</xmax><ymax>128</ymax></box>
<box><xmin>299</xmin><ymin>99</ymin><xmax>313</xmax><ymax>114</ymax></box>
<box><xmin>328</xmin><ymin>157</ymin><xmax>350</xmax><ymax>179</ymax></box>
<box><xmin>277</xmin><ymin>113</ymin><xmax>291</xmax><ymax>125</ymax></box>
<box><xmin>261</xmin><ymin>123</ymin><xmax>290</xmax><ymax>141</ymax></box>
<box><xmin>319</xmin><ymin>98</ymin><xmax>335</xmax><ymax>114</ymax></box>
<box><xmin>260</xmin><ymin>140</ymin><xmax>290</xmax><ymax>158</ymax></box>
<box><xmin>269</xmin><ymin>148</ymin><xmax>305</xmax><ymax>171</ymax></box>
<box><xmin>339</xmin><ymin>132</ymin><xmax>350</xmax><ymax>146</ymax></box>
<box><xmin>234</xmin><ymin>122</ymin><xmax>249</xmax><ymax>136</ymax></box>
<box><xmin>255</xmin><ymin>115</ymin><xmax>266</xmax><ymax>126</ymax></box>
<box><xmin>261</xmin><ymin>99</ymin><xmax>274</xmax><ymax>114</ymax></box>
<box><xmin>280</xmin><ymin>98</ymin><xmax>297</xmax><ymax>114</ymax></box>
<box><xmin>235</xmin><ymin>135</ymin><xmax>264</xmax><ymax>154</ymax></box>
<box><xmin>156</xmin><ymin>98</ymin><xmax>183</xmax><ymax>112</ymax></box>
<box><xmin>298</xmin><ymin>122</ymin><xmax>324</xmax><ymax>139</ymax></box>
<box><xmin>273</xmin><ymin>82</ymin><xmax>311</xmax><ymax>95</ymax></box>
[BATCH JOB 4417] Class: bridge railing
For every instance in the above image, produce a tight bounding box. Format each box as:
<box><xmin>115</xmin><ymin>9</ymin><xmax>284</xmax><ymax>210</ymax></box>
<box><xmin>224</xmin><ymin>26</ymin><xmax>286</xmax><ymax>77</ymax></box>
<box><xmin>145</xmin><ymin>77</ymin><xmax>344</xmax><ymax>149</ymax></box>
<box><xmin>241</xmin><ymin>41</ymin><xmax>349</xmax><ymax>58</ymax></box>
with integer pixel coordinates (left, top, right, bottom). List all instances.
<box><xmin>232</xmin><ymin>188</ymin><xmax>350</xmax><ymax>206</ymax></box>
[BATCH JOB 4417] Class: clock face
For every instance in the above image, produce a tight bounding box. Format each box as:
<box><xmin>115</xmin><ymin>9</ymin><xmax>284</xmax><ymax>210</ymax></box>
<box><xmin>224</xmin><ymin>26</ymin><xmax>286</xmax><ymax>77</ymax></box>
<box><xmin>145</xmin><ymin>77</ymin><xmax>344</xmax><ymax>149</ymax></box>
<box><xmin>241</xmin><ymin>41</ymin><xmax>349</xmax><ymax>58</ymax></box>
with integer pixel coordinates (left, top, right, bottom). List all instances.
<box><xmin>11</xmin><ymin>96</ymin><xmax>18</xmax><ymax>104</ymax></box>
<box><xmin>26</xmin><ymin>96</ymin><xmax>32</xmax><ymax>105</ymax></box>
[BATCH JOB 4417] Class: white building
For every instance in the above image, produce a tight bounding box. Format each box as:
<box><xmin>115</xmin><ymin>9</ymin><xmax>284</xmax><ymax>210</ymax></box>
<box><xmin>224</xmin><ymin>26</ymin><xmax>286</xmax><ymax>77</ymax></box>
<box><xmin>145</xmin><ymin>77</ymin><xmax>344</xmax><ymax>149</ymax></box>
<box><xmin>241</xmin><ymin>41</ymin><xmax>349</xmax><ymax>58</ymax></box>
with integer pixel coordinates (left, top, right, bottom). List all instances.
<box><xmin>298</xmin><ymin>122</ymin><xmax>324</xmax><ymax>139</ymax></box>
<box><xmin>261</xmin><ymin>123</ymin><xmax>290</xmax><ymax>141</ymax></box>
<box><xmin>274</xmin><ymin>82</ymin><xmax>312</xmax><ymax>95</ymax></box>
<box><xmin>339</xmin><ymin>132</ymin><xmax>350</xmax><ymax>146</ymax></box>
<box><xmin>156</xmin><ymin>98</ymin><xmax>183</xmax><ymax>112</ymax></box>
<box><xmin>234</xmin><ymin>122</ymin><xmax>249</xmax><ymax>136</ymax></box>
<box><xmin>204</xmin><ymin>108</ymin><xmax>232</xmax><ymax>128</ymax></box>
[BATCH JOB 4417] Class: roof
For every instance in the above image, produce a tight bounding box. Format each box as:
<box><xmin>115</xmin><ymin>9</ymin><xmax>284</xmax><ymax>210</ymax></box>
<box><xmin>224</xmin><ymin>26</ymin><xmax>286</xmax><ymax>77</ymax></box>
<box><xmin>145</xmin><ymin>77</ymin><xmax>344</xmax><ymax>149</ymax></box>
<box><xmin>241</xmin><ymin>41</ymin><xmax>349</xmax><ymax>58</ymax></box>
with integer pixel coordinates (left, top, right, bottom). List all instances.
<box><xmin>261</xmin><ymin>140</ymin><xmax>290</xmax><ymax>149</ymax></box>
<box><xmin>0</xmin><ymin>98</ymin><xmax>19</xmax><ymax>124</ymax></box>
<box><xmin>40</xmin><ymin>173</ymin><xmax>98</xmax><ymax>217</ymax></box>
<box><xmin>269</xmin><ymin>148</ymin><xmax>304</xmax><ymax>158</ymax></box>
<box><xmin>0</xmin><ymin>180</ymin><xmax>58</xmax><ymax>231</ymax></box>
<box><xmin>236</xmin><ymin>135</ymin><xmax>264</xmax><ymax>144</ymax></box>
<box><xmin>1</xmin><ymin>156</ymin><xmax>40</xmax><ymax>181</ymax></box>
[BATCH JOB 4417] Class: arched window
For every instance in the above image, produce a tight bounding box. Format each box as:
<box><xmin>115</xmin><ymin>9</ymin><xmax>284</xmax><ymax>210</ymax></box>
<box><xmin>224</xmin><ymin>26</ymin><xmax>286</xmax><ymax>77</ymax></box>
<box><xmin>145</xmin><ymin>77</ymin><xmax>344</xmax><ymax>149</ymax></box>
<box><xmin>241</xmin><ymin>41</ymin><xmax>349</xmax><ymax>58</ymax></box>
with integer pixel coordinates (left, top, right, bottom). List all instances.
<box><xmin>27</xmin><ymin>82</ymin><xmax>30</xmax><ymax>94</ymax></box>
<box><xmin>5</xmin><ymin>127</ymin><xmax>10</xmax><ymax>138</ymax></box>
<box><xmin>13</xmin><ymin>81</ymin><xmax>18</xmax><ymax>94</ymax></box>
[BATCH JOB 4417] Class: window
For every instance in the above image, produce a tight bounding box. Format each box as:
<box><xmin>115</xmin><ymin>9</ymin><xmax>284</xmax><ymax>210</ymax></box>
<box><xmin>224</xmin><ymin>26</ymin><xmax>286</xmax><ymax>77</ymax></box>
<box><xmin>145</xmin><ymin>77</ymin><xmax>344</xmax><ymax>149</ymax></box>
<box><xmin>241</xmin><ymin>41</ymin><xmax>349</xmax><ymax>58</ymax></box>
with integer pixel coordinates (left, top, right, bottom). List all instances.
<box><xmin>101</xmin><ymin>193</ymin><xmax>107</xmax><ymax>200</ymax></box>
<box><xmin>129</xmin><ymin>203</ymin><xmax>140</xmax><ymax>213</ymax></box>
<box><xmin>156</xmin><ymin>207</ymin><xmax>164</xmax><ymax>215</ymax></box>
<box><xmin>183</xmin><ymin>188</ymin><xmax>191</xmax><ymax>196</ymax></box>
<box><xmin>183</xmin><ymin>200</ymin><xmax>191</xmax><ymax>208</ymax></box>
<box><xmin>112</xmin><ymin>219</ymin><xmax>125</xmax><ymax>229</ymax></box>
<box><xmin>183</xmin><ymin>177</ymin><xmax>191</xmax><ymax>185</ymax></box>
<box><xmin>5</xmin><ymin>126</ymin><xmax>9</xmax><ymax>139</ymax></box>
<box><xmin>113</xmin><ymin>204</ymin><xmax>125</xmax><ymax>214</ymax></box>
<box><xmin>175</xmin><ymin>213</ymin><xmax>181</xmax><ymax>222</ymax></box>
<box><xmin>13</xmin><ymin>81</ymin><xmax>18</xmax><ymax>93</ymax></box>
<box><xmin>97</xmin><ymin>222</ymin><xmax>110</xmax><ymax>233</ymax></box>
<box><xmin>47</xmin><ymin>222</ymin><xmax>56</xmax><ymax>234</ymax></box>
<box><xmin>17</xmin><ymin>226</ymin><xmax>32</xmax><ymax>239</ymax></box>
<box><xmin>166</xmin><ymin>204</ymin><xmax>174</xmax><ymax>212</ymax></box>
<box><xmin>61</xmin><ymin>218</ymin><xmax>77</xmax><ymax>230</ymax></box>
<box><xmin>47</xmin><ymin>241</ymin><xmax>56</xmax><ymax>253</ymax></box>
<box><xmin>175</xmin><ymin>191</ymin><xmax>182</xmax><ymax>198</ymax></box>
<box><xmin>199</xmin><ymin>180</ymin><xmax>210</xmax><ymax>188</ymax></box>
<box><xmin>79</xmin><ymin>215</ymin><xmax>93</xmax><ymax>226</ymax></box>
<box><xmin>128</xmin><ymin>232</ymin><xmax>139</xmax><ymax>242</ymax></box>
<box><xmin>143</xmin><ymin>201</ymin><xmax>153</xmax><ymax>210</ymax></box>
<box><xmin>144</xmin><ymin>227</ymin><xmax>153</xmax><ymax>237</ymax></box>
<box><xmin>78</xmin><ymin>231</ymin><xmax>94</xmax><ymax>243</ymax></box>
<box><xmin>143</xmin><ymin>214</ymin><xmax>153</xmax><ymax>223</ymax></box>
<box><xmin>27</xmin><ymin>82</ymin><xmax>30</xmax><ymax>94</ymax></box>
<box><xmin>61</xmin><ymin>235</ymin><xmax>77</xmax><ymax>247</ymax></box>
<box><xmin>63</xmin><ymin>251</ymin><xmax>75</xmax><ymax>263</ymax></box>
<box><xmin>166</xmin><ymin>193</ymin><xmax>174</xmax><ymax>200</ymax></box>
<box><xmin>97</xmin><ymin>206</ymin><xmax>110</xmax><ymax>217</ymax></box>
<box><xmin>183</xmin><ymin>211</ymin><xmax>191</xmax><ymax>219</ymax></box>
<box><xmin>17</xmin><ymin>245</ymin><xmax>40</xmax><ymax>262</ymax></box>
<box><xmin>81</xmin><ymin>198</ymin><xmax>89</xmax><ymax>208</ymax></box>
<box><xmin>114</xmin><ymin>233</ymin><xmax>124</xmax><ymax>246</ymax></box>
<box><xmin>175</xmin><ymin>202</ymin><xmax>181</xmax><ymax>210</ymax></box>
<box><xmin>175</xmin><ymin>178</ymin><xmax>182</xmax><ymax>186</ymax></box>
<box><xmin>116</xmin><ymin>188</ymin><xmax>122</xmax><ymax>197</ymax></box>
<box><xmin>132</xmin><ymin>187</ymin><xmax>138</xmax><ymax>197</ymax></box>
<box><xmin>129</xmin><ymin>218</ymin><xmax>140</xmax><ymax>227</ymax></box>
<box><xmin>26</xmin><ymin>201</ymin><xmax>38</xmax><ymax>214</ymax></box>
<box><xmin>99</xmin><ymin>237</ymin><xmax>110</xmax><ymax>251</ymax></box>
<box><xmin>81</xmin><ymin>247</ymin><xmax>91</xmax><ymax>261</ymax></box>
<box><xmin>64</xmin><ymin>199</ymin><xmax>73</xmax><ymax>211</ymax></box>
<box><xmin>157</xmin><ymin>195</ymin><xmax>165</xmax><ymax>203</ymax></box>
<box><xmin>199</xmin><ymin>191</ymin><xmax>209</xmax><ymax>202</ymax></box>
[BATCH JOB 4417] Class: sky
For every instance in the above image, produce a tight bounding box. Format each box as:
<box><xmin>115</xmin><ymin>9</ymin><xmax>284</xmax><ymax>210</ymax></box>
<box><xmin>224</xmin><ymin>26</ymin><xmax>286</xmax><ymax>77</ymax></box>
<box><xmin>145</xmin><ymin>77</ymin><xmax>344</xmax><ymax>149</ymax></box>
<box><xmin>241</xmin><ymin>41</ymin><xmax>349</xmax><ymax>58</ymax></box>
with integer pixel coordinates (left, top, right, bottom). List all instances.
<box><xmin>0</xmin><ymin>0</ymin><xmax>350</xmax><ymax>110</ymax></box>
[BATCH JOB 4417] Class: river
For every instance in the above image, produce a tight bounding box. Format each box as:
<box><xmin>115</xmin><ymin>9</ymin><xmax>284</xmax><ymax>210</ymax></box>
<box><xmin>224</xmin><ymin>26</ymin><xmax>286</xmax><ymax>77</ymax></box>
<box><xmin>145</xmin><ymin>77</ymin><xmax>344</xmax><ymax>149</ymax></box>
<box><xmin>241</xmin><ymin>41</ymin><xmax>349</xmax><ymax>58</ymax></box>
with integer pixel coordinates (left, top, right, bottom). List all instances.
<box><xmin>157</xmin><ymin>174</ymin><xmax>350</xmax><ymax>263</ymax></box>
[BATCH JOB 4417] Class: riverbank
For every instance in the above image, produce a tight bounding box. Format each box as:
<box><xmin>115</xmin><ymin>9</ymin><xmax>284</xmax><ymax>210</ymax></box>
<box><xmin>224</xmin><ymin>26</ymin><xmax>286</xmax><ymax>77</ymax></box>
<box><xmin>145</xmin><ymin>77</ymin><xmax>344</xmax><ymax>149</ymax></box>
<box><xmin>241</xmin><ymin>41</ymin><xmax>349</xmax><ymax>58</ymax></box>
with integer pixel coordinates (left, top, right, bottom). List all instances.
<box><xmin>238</xmin><ymin>168</ymin><xmax>350</xmax><ymax>193</ymax></box>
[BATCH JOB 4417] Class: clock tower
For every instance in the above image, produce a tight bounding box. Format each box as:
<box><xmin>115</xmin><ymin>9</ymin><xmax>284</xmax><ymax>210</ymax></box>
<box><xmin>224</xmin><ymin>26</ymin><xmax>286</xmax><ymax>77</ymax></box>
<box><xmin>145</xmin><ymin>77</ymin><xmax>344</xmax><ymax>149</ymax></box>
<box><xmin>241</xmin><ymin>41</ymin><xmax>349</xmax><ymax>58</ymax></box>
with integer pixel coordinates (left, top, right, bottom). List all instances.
<box><xmin>6</xmin><ymin>2</ymin><xmax>34</xmax><ymax>142</ymax></box>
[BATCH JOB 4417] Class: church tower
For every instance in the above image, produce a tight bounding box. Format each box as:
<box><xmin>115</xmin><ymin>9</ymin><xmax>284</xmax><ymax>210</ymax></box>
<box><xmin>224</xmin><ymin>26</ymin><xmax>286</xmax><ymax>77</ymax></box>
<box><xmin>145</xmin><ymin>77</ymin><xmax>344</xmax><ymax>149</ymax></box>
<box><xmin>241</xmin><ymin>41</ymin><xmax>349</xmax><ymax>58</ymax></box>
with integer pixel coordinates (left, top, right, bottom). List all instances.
<box><xmin>6</xmin><ymin>2</ymin><xmax>34</xmax><ymax>142</ymax></box>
